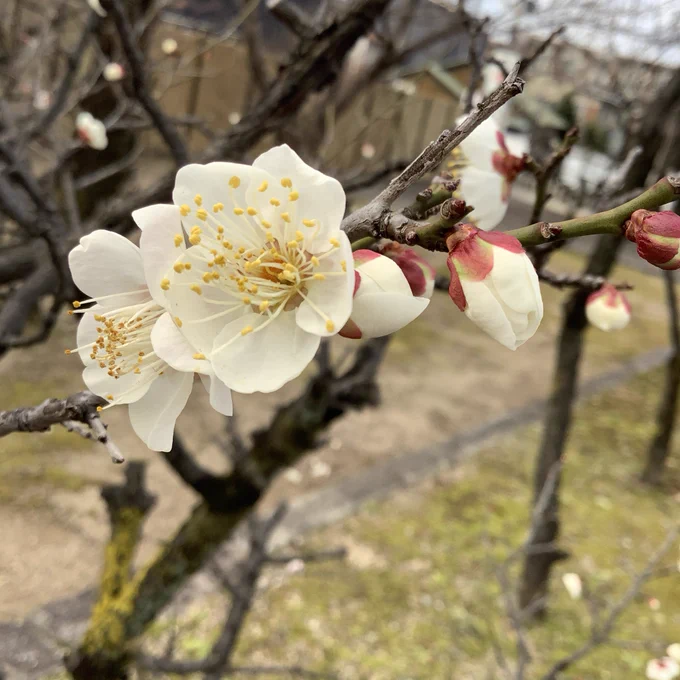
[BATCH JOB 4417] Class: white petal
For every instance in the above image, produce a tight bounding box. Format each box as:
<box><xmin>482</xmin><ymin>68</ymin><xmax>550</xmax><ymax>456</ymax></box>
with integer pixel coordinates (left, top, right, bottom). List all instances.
<box><xmin>489</xmin><ymin>248</ymin><xmax>541</xmax><ymax>315</ymax></box>
<box><xmin>135</xmin><ymin>204</ymin><xmax>185</xmax><ymax>307</ymax></box>
<box><xmin>253</xmin><ymin>144</ymin><xmax>346</xmax><ymax>252</ymax></box>
<box><xmin>69</xmin><ymin>230</ymin><xmax>148</xmax><ymax>303</ymax></box>
<box><xmin>350</xmin><ymin>292</ymin><xmax>429</xmax><ymax>338</ymax></box>
<box><xmin>461</xmin><ymin>279</ymin><xmax>518</xmax><ymax>350</ymax></box>
<box><xmin>458</xmin><ymin>116</ymin><xmax>500</xmax><ymax>172</ymax></box>
<box><xmin>295</xmin><ymin>232</ymin><xmax>354</xmax><ymax>337</ymax></box>
<box><xmin>82</xmin><ymin>362</ymin><xmax>152</xmax><ymax>405</ymax></box>
<box><xmin>151</xmin><ymin>312</ymin><xmax>210</xmax><ymax>374</ymax></box>
<box><xmin>199</xmin><ymin>372</ymin><xmax>233</xmax><ymax>416</ymax></box>
<box><xmin>457</xmin><ymin>167</ymin><xmax>508</xmax><ymax>231</ymax></box>
<box><xmin>128</xmin><ymin>369</ymin><xmax>194</xmax><ymax>452</ymax></box>
<box><xmin>211</xmin><ymin>311</ymin><xmax>320</xmax><ymax>393</ymax></box>
<box><xmin>357</xmin><ymin>253</ymin><xmax>413</xmax><ymax>295</ymax></box>
<box><xmin>75</xmin><ymin>308</ymin><xmax>101</xmax><ymax>365</ymax></box>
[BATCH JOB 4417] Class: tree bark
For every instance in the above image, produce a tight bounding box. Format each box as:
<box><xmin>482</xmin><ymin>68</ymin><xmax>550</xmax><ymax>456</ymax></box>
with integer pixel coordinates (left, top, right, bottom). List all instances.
<box><xmin>518</xmin><ymin>234</ymin><xmax>623</xmax><ymax>616</ymax></box>
<box><xmin>641</xmin><ymin>270</ymin><xmax>680</xmax><ymax>485</ymax></box>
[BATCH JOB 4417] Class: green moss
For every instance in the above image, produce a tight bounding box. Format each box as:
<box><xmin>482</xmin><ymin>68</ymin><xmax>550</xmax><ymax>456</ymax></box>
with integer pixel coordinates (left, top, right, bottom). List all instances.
<box><xmin>226</xmin><ymin>366</ymin><xmax>679</xmax><ymax>678</ymax></box>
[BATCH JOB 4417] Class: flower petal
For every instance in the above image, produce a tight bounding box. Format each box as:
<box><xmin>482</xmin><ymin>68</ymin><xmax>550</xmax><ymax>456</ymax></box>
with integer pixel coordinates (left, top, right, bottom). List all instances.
<box><xmin>461</xmin><ymin>279</ymin><xmax>518</xmax><ymax>349</ymax></box>
<box><xmin>199</xmin><ymin>372</ymin><xmax>234</xmax><ymax>416</ymax></box>
<box><xmin>211</xmin><ymin>310</ymin><xmax>320</xmax><ymax>393</ymax></box>
<box><xmin>135</xmin><ymin>204</ymin><xmax>185</xmax><ymax>307</ymax></box>
<box><xmin>128</xmin><ymin>369</ymin><xmax>194</xmax><ymax>451</ymax></box>
<box><xmin>350</xmin><ymin>292</ymin><xmax>429</xmax><ymax>338</ymax></box>
<box><xmin>82</xmin><ymin>362</ymin><xmax>152</xmax><ymax>405</ymax></box>
<box><xmin>458</xmin><ymin>117</ymin><xmax>499</xmax><ymax>172</ymax></box>
<box><xmin>151</xmin><ymin>312</ymin><xmax>210</xmax><ymax>374</ymax></box>
<box><xmin>295</xmin><ymin>232</ymin><xmax>354</xmax><ymax>337</ymax></box>
<box><xmin>456</xmin><ymin>167</ymin><xmax>508</xmax><ymax>231</ymax></box>
<box><xmin>356</xmin><ymin>252</ymin><xmax>413</xmax><ymax>295</ymax></box>
<box><xmin>69</xmin><ymin>230</ymin><xmax>148</xmax><ymax>302</ymax></box>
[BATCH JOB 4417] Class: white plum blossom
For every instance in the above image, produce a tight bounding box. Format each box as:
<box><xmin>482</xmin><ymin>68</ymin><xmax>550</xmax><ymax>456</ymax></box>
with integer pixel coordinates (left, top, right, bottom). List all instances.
<box><xmin>76</xmin><ymin>112</ymin><xmax>108</xmax><ymax>150</ymax></box>
<box><xmin>446</xmin><ymin>225</ymin><xmax>543</xmax><ymax>350</ymax></box>
<box><xmin>586</xmin><ymin>284</ymin><xmax>631</xmax><ymax>331</ymax></box>
<box><xmin>144</xmin><ymin>144</ymin><xmax>355</xmax><ymax>394</ymax></box>
<box><xmin>561</xmin><ymin>572</ymin><xmax>583</xmax><ymax>600</ymax></box>
<box><xmin>67</xmin><ymin>227</ymin><xmax>232</xmax><ymax>452</ymax></box>
<box><xmin>103</xmin><ymin>62</ymin><xmax>125</xmax><ymax>82</ymax></box>
<box><xmin>161</xmin><ymin>38</ymin><xmax>179</xmax><ymax>56</ymax></box>
<box><xmin>647</xmin><ymin>658</ymin><xmax>680</xmax><ymax>680</ymax></box>
<box><xmin>340</xmin><ymin>250</ymin><xmax>429</xmax><ymax>339</ymax></box>
<box><xmin>228</xmin><ymin>112</ymin><xmax>242</xmax><ymax>126</ymax></box>
<box><xmin>361</xmin><ymin>142</ymin><xmax>376</xmax><ymax>160</ymax></box>
<box><xmin>448</xmin><ymin>116</ymin><xmax>525</xmax><ymax>231</ymax></box>
<box><xmin>668</xmin><ymin>645</ymin><xmax>680</xmax><ymax>662</ymax></box>
<box><xmin>87</xmin><ymin>0</ymin><xmax>107</xmax><ymax>17</ymax></box>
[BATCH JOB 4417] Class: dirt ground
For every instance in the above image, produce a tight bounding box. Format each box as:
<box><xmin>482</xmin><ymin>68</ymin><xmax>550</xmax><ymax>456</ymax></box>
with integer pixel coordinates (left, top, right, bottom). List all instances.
<box><xmin>0</xmin><ymin>198</ymin><xmax>671</xmax><ymax>621</ymax></box>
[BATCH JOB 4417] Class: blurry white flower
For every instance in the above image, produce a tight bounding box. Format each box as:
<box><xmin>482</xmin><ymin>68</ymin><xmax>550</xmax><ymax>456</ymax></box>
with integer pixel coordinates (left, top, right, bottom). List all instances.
<box><xmin>228</xmin><ymin>111</ymin><xmax>242</xmax><ymax>125</ymax></box>
<box><xmin>586</xmin><ymin>284</ymin><xmax>631</xmax><ymax>331</ymax></box>
<box><xmin>561</xmin><ymin>572</ymin><xmax>582</xmax><ymax>600</ymax></box>
<box><xmin>310</xmin><ymin>460</ymin><xmax>332</xmax><ymax>478</ymax></box>
<box><xmin>161</xmin><ymin>38</ymin><xmax>178</xmax><ymax>56</ymax></box>
<box><xmin>284</xmin><ymin>469</ymin><xmax>303</xmax><ymax>484</ymax></box>
<box><xmin>156</xmin><ymin>144</ymin><xmax>354</xmax><ymax>394</ymax></box>
<box><xmin>647</xmin><ymin>658</ymin><xmax>680</xmax><ymax>680</ymax></box>
<box><xmin>33</xmin><ymin>90</ymin><xmax>51</xmax><ymax>111</ymax></box>
<box><xmin>75</xmin><ymin>112</ymin><xmax>108</xmax><ymax>150</ymax></box>
<box><xmin>103</xmin><ymin>62</ymin><xmax>125</xmax><ymax>82</ymax></box>
<box><xmin>649</xmin><ymin>597</ymin><xmax>662</xmax><ymax>611</ymax></box>
<box><xmin>285</xmin><ymin>558</ymin><xmax>305</xmax><ymax>575</ymax></box>
<box><xmin>390</xmin><ymin>78</ymin><xmax>416</xmax><ymax>96</ymax></box>
<box><xmin>87</xmin><ymin>0</ymin><xmax>107</xmax><ymax>17</ymax></box>
<box><xmin>361</xmin><ymin>142</ymin><xmax>376</xmax><ymax>159</ymax></box>
<box><xmin>667</xmin><ymin>645</ymin><xmax>680</xmax><ymax>662</ymax></box>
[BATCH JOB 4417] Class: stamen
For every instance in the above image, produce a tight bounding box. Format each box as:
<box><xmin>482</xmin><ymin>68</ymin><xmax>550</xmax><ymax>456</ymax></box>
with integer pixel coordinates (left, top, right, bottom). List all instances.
<box><xmin>258</xmin><ymin>181</ymin><xmax>268</xmax><ymax>192</ymax></box>
<box><xmin>229</xmin><ymin>176</ymin><xmax>240</xmax><ymax>188</ymax></box>
<box><xmin>302</xmin><ymin>219</ymin><xmax>315</xmax><ymax>227</ymax></box>
<box><xmin>241</xmin><ymin>325</ymin><xmax>253</xmax><ymax>335</ymax></box>
<box><xmin>194</xmin><ymin>194</ymin><xmax>203</xmax><ymax>206</ymax></box>
<box><xmin>281</xmin><ymin>177</ymin><xmax>292</xmax><ymax>188</ymax></box>
<box><xmin>180</xmin><ymin>204</ymin><xmax>190</xmax><ymax>216</ymax></box>
<box><xmin>174</xmin><ymin>234</ymin><xmax>183</xmax><ymax>247</ymax></box>
<box><xmin>160</xmin><ymin>278</ymin><xmax>170</xmax><ymax>290</ymax></box>
<box><xmin>190</xmin><ymin>284</ymin><xmax>202</xmax><ymax>295</ymax></box>
<box><xmin>234</xmin><ymin>207</ymin><xmax>244</xmax><ymax>216</ymax></box>
<box><xmin>213</xmin><ymin>203</ymin><xmax>224</xmax><ymax>212</ymax></box>
<box><xmin>192</xmin><ymin>353</ymin><xmax>206</xmax><ymax>360</ymax></box>
<box><xmin>247</xmin><ymin>207</ymin><xmax>257</xmax><ymax>216</ymax></box>
<box><xmin>289</xmin><ymin>191</ymin><xmax>299</xmax><ymax>201</ymax></box>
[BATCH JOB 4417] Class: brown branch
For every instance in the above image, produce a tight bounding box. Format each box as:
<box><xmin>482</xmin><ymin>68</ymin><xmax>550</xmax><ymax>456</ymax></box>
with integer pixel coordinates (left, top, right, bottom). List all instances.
<box><xmin>267</xmin><ymin>0</ymin><xmax>318</xmax><ymax>39</ymax></box>
<box><xmin>537</xmin><ymin>270</ymin><xmax>633</xmax><ymax>292</ymax></box>
<box><xmin>518</xmin><ymin>26</ymin><xmax>565</xmax><ymax>76</ymax></box>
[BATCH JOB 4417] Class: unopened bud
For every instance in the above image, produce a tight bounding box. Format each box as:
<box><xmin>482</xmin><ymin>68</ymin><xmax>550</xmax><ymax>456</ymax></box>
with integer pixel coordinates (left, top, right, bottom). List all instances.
<box><xmin>625</xmin><ymin>209</ymin><xmax>680</xmax><ymax>270</ymax></box>
<box><xmin>585</xmin><ymin>284</ymin><xmax>631</xmax><ymax>332</ymax></box>
<box><xmin>440</xmin><ymin>198</ymin><xmax>468</xmax><ymax>222</ymax></box>
<box><xmin>377</xmin><ymin>242</ymin><xmax>436</xmax><ymax>298</ymax></box>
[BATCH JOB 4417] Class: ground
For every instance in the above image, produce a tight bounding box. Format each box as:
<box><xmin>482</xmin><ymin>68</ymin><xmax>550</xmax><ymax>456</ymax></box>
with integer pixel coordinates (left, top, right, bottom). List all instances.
<box><xmin>129</xmin><ymin>367</ymin><xmax>680</xmax><ymax>680</ymax></box>
<box><xmin>0</xmin><ymin>237</ymin><xmax>671</xmax><ymax>621</ymax></box>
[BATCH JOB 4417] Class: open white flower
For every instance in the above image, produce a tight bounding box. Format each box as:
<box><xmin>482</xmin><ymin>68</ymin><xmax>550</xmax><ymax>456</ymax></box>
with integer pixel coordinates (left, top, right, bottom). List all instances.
<box><xmin>340</xmin><ymin>250</ymin><xmax>429</xmax><ymax>339</ymax></box>
<box><xmin>161</xmin><ymin>38</ymin><xmax>178</xmax><ymax>56</ymax></box>
<box><xmin>667</xmin><ymin>645</ymin><xmax>680</xmax><ymax>662</ymax></box>
<box><xmin>68</xmin><ymin>228</ymin><xmax>232</xmax><ymax>452</ymax></box>
<box><xmin>561</xmin><ymin>572</ymin><xmax>583</xmax><ymax>600</ymax></box>
<box><xmin>76</xmin><ymin>112</ymin><xmax>108</xmax><ymax>150</ymax></box>
<box><xmin>448</xmin><ymin>116</ymin><xmax>525</xmax><ymax>231</ymax></box>
<box><xmin>647</xmin><ymin>658</ymin><xmax>680</xmax><ymax>680</ymax></box>
<box><xmin>147</xmin><ymin>144</ymin><xmax>354</xmax><ymax>394</ymax></box>
<box><xmin>103</xmin><ymin>62</ymin><xmax>125</xmax><ymax>82</ymax></box>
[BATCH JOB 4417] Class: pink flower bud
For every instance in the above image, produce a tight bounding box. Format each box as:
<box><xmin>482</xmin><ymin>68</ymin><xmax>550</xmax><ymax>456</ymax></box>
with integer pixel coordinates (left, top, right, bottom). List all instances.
<box><xmin>377</xmin><ymin>243</ymin><xmax>436</xmax><ymax>298</ymax></box>
<box><xmin>339</xmin><ymin>250</ymin><xmax>429</xmax><ymax>339</ymax></box>
<box><xmin>625</xmin><ymin>210</ymin><xmax>680</xmax><ymax>270</ymax></box>
<box><xmin>585</xmin><ymin>284</ymin><xmax>631</xmax><ymax>331</ymax></box>
<box><xmin>446</xmin><ymin>225</ymin><xmax>543</xmax><ymax>350</ymax></box>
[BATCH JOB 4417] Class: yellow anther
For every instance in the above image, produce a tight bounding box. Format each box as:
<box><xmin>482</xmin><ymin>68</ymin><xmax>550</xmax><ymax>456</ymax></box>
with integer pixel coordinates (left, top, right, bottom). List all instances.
<box><xmin>242</xmin><ymin>296</ymin><xmax>251</xmax><ymax>304</ymax></box>
<box><xmin>180</xmin><ymin>204</ymin><xmax>190</xmax><ymax>216</ymax></box>
<box><xmin>134</xmin><ymin>368</ymin><xmax>141</xmax><ymax>375</ymax></box>
<box><xmin>189</xmin><ymin>234</ymin><xmax>201</xmax><ymax>245</ymax></box>
<box><xmin>194</xmin><ymin>194</ymin><xmax>203</xmax><ymax>206</ymax></box>
<box><xmin>229</xmin><ymin>176</ymin><xmax>240</xmax><ymax>188</ymax></box>
<box><xmin>196</xmin><ymin>208</ymin><xmax>208</xmax><ymax>221</ymax></box>
<box><xmin>223</xmin><ymin>240</ymin><xmax>233</xmax><ymax>250</ymax></box>
<box><xmin>285</xmin><ymin>263</ymin><xmax>296</xmax><ymax>271</ymax></box>
<box><xmin>265</xmin><ymin>231</ymin><xmax>274</xmax><ymax>242</ymax></box>
<box><xmin>340</xmin><ymin>259</ymin><xmax>346</xmax><ymax>272</ymax></box>
<box><xmin>313</xmin><ymin>273</ymin><xmax>326</xmax><ymax>280</ymax></box>
<box><xmin>287</xmin><ymin>240</ymin><xmax>299</xmax><ymax>248</ymax></box>
<box><xmin>202</xmin><ymin>272</ymin><xmax>213</xmax><ymax>283</ymax></box>
<box><xmin>212</xmin><ymin>271</ymin><xmax>220</xmax><ymax>280</ymax></box>
<box><xmin>213</xmin><ymin>202</ymin><xmax>224</xmax><ymax>212</ymax></box>
<box><xmin>190</xmin><ymin>284</ymin><xmax>202</xmax><ymax>295</ymax></box>
<box><xmin>192</xmin><ymin>353</ymin><xmax>206</xmax><ymax>360</ymax></box>
<box><xmin>217</xmin><ymin>225</ymin><xmax>224</xmax><ymax>234</ymax></box>
<box><xmin>67</xmin><ymin>310</ymin><xmax>74</xmax><ymax>316</ymax></box>
<box><xmin>325</xmin><ymin>320</ymin><xmax>335</xmax><ymax>332</ymax></box>
<box><xmin>94</xmin><ymin>314</ymin><xmax>104</xmax><ymax>321</ymax></box>
<box><xmin>258</xmin><ymin>181</ymin><xmax>268</xmax><ymax>192</ymax></box>
<box><xmin>281</xmin><ymin>212</ymin><xmax>291</xmax><ymax>223</ymax></box>
<box><xmin>270</xmin><ymin>198</ymin><xmax>280</xmax><ymax>206</ymax></box>
<box><xmin>234</xmin><ymin>207</ymin><xmax>244</xmax><ymax>216</ymax></box>
<box><xmin>106</xmin><ymin>394</ymin><xmax>113</xmax><ymax>401</ymax></box>
<box><xmin>160</xmin><ymin>277</ymin><xmax>170</xmax><ymax>290</ymax></box>
<box><xmin>238</xmin><ymin>247</ymin><xmax>245</xmax><ymax>254</ymax></box>
<box><xmin>281</xmin><ymin>177</ymin><xmax>292</xmax><ymax>188</ymax></box>
<box><xmin>302</xmin><ymin>219</ymin><xmax>315</xmax><ymax>227</ymax></box>
<box><xmin>289</xmin><ymin>191</ymin><xmax>299</xmax><ymax>201</ymax></box>
<box><xmin>241</xmin><ymin>325</ymin><xmax>254</xmax><ymax>336</ymax></box>
<box><xmin>97</xmin><ymin>405</ymin><xmax>104</xmax><ymax>412</ymax></box>
<box><xmin>174</xmin><ymin>316</ymin><xmax>183</xmax><ymax>327</ymax></box>
<box><xmin>311</xmin><ymin>256</ymin><xmax>320</xmax><ymax>266</ymax></box>
<box><xmin>214</xmin><ymin>254</ymin><xmax>225</xmax><ymax>265</ymax></box>
<box><xmin>261</xmin><ymin>219</ymin><xmax>272</xmax><ymax>228</ymax></box>
<box><xmin>184</xmin><ymin>263</ymin><xmax>192</xmax><ymax>270</ymax></box>
<box><xmin>295</xmin><ymin>230</ymin><xmax>304</xmax><ymax>241</ymax></box>
<box><xmin>173</xmin><ymin>263</ymin><xmax>184</xmax><ymax>273</ymax></box>
<box><xmin>249</xmin><ymin>284</ymin><xmax>258</xmax><ymax>294</ymax></box>
<box><xmin>174</xmin><ymin>234</ymin><xmax>183</xmax><ymax>247</ymax></box>
<box><xmin>64</xmin><ymin>349</ymin><xmax>71</xmax><ymax>355</ymax></box>
<box><xmin>190</xmin><ymin>225</ymin><xmax>201</xmax><ymax>234</ymax></box>
<box><xmin>72</xmin><ymin>300</ymin><xmax>81</xmax><ymax>308</ymax></box>
<box><xmin>329</xmin><ymin>237</ymin><xmax>340</xmax><ymax>247</ymax></box>
<box><xmin>247</xmin><ymin>207</ymin><xmax>257</xmax><ymax>216</ymax></box>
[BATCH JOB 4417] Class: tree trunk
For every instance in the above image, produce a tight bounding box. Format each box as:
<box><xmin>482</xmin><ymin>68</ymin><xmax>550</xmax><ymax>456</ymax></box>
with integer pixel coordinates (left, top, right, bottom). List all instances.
<box><xmin>518</xmin><ymin>234</ymin><xmax>623</xmax><ymax>616</ymax></box>
<box><xmin>641</xmin><ymin>270</ymin><xmax>680</xmax><ymax>485</ymax></box>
